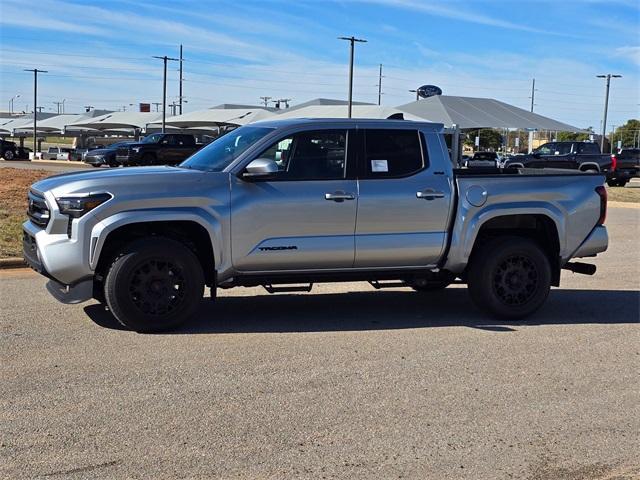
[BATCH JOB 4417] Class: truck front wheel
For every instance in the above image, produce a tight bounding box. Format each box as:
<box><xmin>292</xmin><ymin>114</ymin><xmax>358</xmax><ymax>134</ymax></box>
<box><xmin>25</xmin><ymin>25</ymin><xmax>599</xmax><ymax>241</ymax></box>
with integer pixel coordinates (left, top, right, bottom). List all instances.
<box><xmin>104</xmin><ymin>237</ymin><xmax>204</xmax><ymax>332</ymax></box>
<box><xmin>467</xmin><ymin>237</ymin><xmax>551</xmax><ymax>319</ymax></box>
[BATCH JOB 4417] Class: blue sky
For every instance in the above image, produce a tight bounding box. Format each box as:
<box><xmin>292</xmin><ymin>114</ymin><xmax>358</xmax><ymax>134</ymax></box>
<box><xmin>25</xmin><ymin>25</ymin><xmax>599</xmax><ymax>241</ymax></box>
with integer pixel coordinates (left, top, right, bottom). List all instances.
<box><xmin>0</xmin><ymin>0</ymin><xmax>638</xmax><ymax>129</ymax></box>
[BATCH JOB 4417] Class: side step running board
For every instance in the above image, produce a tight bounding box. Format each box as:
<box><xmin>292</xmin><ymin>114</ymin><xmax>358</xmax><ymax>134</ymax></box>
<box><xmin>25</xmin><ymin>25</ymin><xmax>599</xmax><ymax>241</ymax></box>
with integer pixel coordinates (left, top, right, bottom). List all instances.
<box><xmin>563</xmin><ymin>262</ymin><xmax>597</xmax><ymax>275</ymax></box>
<box><xmin>263</xmin><ymin>283</ymin><xmax>313</xmax><ymax>294</ymax></box>
<box><xmin>368</xmin><ymin>280</ymin><xmax>409</xmax><ymax>289</ymax></box>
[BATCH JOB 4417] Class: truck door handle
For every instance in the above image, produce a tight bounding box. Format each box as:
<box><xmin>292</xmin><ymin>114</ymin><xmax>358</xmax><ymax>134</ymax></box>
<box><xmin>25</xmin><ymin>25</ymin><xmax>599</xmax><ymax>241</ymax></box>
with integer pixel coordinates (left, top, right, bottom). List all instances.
<box><xmin>416</xmin><ymin>189</ymin><xmax>445</xmax><ymax>200</ymax></box>
<box><xmin>325</xmin><ymin>192</ymin><xmax>356</xmax><ymax>202</ymax></box>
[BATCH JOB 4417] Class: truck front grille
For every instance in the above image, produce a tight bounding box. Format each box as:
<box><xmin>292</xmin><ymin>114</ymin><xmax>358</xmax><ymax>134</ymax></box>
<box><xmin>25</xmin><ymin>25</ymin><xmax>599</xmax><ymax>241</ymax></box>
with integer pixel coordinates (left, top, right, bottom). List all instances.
<box><xmin>27</xmin><ymin>190</ymin><xmax>50</xmax><ymax>228</ymax></box>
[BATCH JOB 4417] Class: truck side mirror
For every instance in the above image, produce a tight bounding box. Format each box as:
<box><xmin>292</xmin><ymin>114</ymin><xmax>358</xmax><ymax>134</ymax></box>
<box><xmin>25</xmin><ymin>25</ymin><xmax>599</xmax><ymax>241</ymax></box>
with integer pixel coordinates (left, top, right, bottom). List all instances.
<box><xmin>242</xmin><ymin>158</ymin><xmax>279</xmax><ymax>180</ymax></box>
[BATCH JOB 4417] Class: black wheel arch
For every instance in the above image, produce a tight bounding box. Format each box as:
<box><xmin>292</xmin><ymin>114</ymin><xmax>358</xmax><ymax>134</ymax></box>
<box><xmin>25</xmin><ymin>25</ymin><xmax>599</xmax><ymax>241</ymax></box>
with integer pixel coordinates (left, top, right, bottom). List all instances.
<box><xmin>94</xmin><ymin>220</ymin><xmax>216</xmax><ymax>289</ymax></box>
<box><xmin>468</xmin><ymin>214</ymin><xmax>561</xmax><ymax>286</ymax></box>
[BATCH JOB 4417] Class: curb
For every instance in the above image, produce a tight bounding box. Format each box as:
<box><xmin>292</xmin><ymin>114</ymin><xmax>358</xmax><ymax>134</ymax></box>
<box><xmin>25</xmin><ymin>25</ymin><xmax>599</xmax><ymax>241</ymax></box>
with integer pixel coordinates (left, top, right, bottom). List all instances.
<box><xmin>0</xmin><ymin>257</ymin><xmax>26</xmax><ymax>269</ymax></box>
<box><xmin>32</xmin><ymin>159</ymin><xmax>87</xmax><ymax>166</ymax></box>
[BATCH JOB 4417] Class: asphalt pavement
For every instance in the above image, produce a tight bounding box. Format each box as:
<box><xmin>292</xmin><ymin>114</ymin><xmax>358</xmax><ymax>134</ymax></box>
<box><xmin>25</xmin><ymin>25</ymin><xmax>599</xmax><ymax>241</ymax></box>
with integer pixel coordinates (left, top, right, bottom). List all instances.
<box><xmin>1</xmin><ymin>207</ymin><xmax>639</xmax><ymax>479</ymax></box>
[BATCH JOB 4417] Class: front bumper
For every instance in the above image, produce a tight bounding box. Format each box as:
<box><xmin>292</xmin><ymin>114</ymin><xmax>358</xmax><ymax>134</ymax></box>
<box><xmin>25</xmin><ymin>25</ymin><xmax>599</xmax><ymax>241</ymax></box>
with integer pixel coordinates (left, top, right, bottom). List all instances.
<box><xmin>572</xmin><ymin>225</ymin><xmax>608</xmax><ymax>258</ymax></box>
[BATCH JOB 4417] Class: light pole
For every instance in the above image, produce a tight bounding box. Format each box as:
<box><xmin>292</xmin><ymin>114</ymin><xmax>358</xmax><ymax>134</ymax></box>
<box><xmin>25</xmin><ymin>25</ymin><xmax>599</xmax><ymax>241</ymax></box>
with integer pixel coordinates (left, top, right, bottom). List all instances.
<box><xmin>377</xmin><ymin>64</ymin><xmax>383</xmax><ymax>106</ymax></box>
<box><xmin>597</xmin><ymin>74</ymin><xmax>622</xmax><ymax>152</ymax></box>
<box><xmin>338</xmin><ymin>36</ymin><xmax>367</xmax><ymax>118</ymax></box>
<box><xmin>24</xmin><ymin>69</ymin><xmax>48</xmax><ymax>156</ymax></box>
<box><xmin>153</xmin><ymin>55</ymin><xmax>179</xmax><ymax>133</ymax></box>
<box><xmin>9</xmin><ymin>94</ymin><xmax>20</xmax><ymax>114</ymax></box>
<box><xmin>409</xmin><ymin>89</ymin><xmax>419</xmax><ymax>101</ymax></box>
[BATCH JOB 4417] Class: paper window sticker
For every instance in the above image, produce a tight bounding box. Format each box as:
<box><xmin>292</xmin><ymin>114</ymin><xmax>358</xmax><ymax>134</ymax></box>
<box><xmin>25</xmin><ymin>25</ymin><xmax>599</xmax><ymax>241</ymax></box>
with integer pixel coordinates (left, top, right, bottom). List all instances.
<box><xmin>371</xmin><ymin>159</ymin><xmax>388</xmax><ymax>172</ymax></box>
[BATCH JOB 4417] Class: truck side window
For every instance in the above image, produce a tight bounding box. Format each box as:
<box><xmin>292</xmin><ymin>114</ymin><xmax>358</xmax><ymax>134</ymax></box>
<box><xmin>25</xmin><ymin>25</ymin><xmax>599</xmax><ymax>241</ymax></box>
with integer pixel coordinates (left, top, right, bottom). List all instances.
<box><xmin>363</xmin><ymin>129</ymin><xmax>425</xmax><ymax>178</ymax></box>
<box><xmin>579</xmin><ymin>143</ymin><xmax>600</xmax><ymax>154</ymax></box>
<box><xmin>257</xmin><ymin>130</ymin><xmax>347</xmax><ymax>180</ymax></box>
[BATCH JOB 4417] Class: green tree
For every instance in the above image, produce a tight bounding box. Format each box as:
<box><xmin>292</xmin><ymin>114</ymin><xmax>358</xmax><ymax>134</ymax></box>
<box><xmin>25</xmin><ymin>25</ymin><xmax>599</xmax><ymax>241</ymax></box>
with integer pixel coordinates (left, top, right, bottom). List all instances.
<box><xmin>556</xmin><ymin>131</ymin><xmax>591</xmax><ymax>142</ymax></box>
<box><xmin>463</xmin><ymin>129</ymin><xmax>502</xmax><ymax>150</ymax></box>
<box><xmin>612</xmin><ymin>119</ymin><xmax>640</xmax><ymax>148</ymax></box>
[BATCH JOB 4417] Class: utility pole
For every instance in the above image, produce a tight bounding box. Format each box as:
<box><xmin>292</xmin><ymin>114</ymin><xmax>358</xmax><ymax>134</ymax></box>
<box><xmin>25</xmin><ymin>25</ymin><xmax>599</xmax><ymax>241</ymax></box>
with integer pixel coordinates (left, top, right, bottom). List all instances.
<box><xmin>260</xmin><ymin>96</ymin><xmax>272</xmax><ymax>108</ymax></box>
<box><xmin>528</xmin><ymin>78</ymin><xmax>537</xmax><ymax>153</ymax></box>
<box><xmin>529</xmin><ymin>78</ymin><xmax>536</xmax><ymax>112</ymax></box>
<box><xmin>53</xmin><ymin>101</ymin><xmax>62</xmax><ymax>114</ymax></box>
<box><xmin>152</xmin><ymin>102</ymin><xmax>162</xmax><ymax>112</ymax></box>
<box><xmin>377</xmin><ymin>64</ymin><xmax>383</xmax><ymax>106</ymax></box>
<box><xmin>9</xmin><ymin>94</ymin><xmax>20</xmax><ymax>114</ymax></box>
<box><xmin>153</xmin><ymin>55</ymin><xmax>179</xmax><ymax>133</ymax></box>
<box><xmin>62</xmin><ymin>98</ymin><xmax>65</xmax><ymax>114</ymax></box>
<box><xmin>597</xmin><ymin>73</ymin><xmax>622</xmax><ymax>152</ymax></box>
<box><xmin>338</xmin><ymin>36</ymin><xmax>367</xmax><ymax>118</ymax></box>
<box><xmin>179</xmin><ymin>44</ymin><xmax>184</xmax><ymax>115</ymax></box>
<box><xmin>24</xmin><ymin>69</ymin><xmax>48</xmax><ymax>156</ymax></box>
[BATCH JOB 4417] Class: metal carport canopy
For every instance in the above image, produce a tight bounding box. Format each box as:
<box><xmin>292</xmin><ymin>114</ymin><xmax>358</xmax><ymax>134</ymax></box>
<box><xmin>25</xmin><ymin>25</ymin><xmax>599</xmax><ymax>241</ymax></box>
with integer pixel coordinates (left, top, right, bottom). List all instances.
<box><xmin>397</xmin><ymin>95</ymin><xmax>586</xmax><ymax>132</ymax></box>
<box><xmin>162</xmin><ymin>108</ymin><xmax>275</xmax><ymax>128</ymax></box>
<box><xmin>12</xmin><ymin>114</ymin><xmax>96</xmax><ymax>134</ymax></box>
<box><xmin>70</xmin><ymin>112</ymin><xmax>163</xmax><ymax>131</ymax></box>
<box><xmin>274</xmin><ymin>104</ymin><xmax>428</xmax><ymax>121</ymax></box>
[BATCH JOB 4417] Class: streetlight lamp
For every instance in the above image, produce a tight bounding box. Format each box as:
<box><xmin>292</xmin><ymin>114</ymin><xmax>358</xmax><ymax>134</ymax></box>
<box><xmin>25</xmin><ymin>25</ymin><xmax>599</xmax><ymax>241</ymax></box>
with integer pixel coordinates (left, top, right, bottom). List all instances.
<box><xmin>338</xmin><ymin>36</ymin><xmax>367</xmax><ymax>118</ymax></box>
<box><xmin>9</xmin><ymin>94</ymin><xmax>20</xmax><ymax>114</ymax></box>
<box><xmin>409</xmin><ymin>89</ymin><xmax>419</xmax><ymax>101</ymax></box>
<box><xmin>596</xmin><ymin>74</ymin><xmax>622</xmax><ymax>152</ymax></box>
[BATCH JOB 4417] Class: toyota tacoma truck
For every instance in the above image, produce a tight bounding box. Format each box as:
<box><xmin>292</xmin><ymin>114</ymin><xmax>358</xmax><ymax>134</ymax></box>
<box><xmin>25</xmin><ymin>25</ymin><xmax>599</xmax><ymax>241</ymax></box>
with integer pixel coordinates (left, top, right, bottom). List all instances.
<box><xmin>23</xmin><ymin>119</ymin><xmax>609</xmax><ymax>332</ymax></box>
<box><xmin>115</xmin><ymin>133</ymin><xmax>201</xmax><ymax>166</ymax></box>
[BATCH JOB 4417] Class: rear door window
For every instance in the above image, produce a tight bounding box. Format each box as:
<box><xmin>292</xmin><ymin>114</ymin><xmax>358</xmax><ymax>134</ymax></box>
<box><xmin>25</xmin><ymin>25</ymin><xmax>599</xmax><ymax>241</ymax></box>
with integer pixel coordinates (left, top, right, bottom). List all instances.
<box><xmin>363</xmin><ymin>129</ymin><xmax>425</xmax><ymax>178</ymax></box>
<box><xmin>578</xmin><ymin>143</ymin><xmax>600</xmax><ymax>154</ymax></box>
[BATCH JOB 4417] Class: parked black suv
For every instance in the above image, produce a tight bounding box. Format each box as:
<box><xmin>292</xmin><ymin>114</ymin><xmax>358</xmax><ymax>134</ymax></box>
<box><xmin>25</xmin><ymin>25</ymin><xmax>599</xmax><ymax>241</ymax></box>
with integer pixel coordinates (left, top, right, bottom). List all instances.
<box><xmin>1</xmin><ymin>138</ymin><xmax>18</xmax><ymax>160</ymax></box>
<box><xmin>115</xmin><ymin>133</ymin><xmax>201</xmax><ymax>166</ymax></box>
<box><xmin>607</xmin><ymin>148</ymin><xmax>640</xmax><ymax>187</ymax></box>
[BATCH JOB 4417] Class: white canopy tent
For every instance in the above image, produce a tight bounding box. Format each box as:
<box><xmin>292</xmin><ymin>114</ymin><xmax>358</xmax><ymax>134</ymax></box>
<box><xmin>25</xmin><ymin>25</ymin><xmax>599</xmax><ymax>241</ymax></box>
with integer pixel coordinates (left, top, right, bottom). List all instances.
<box><xmin>12</xmin><ymin>114</ymin><xmax>96</xmax><ymax>135</ymax></box>
<box><xmin>397</xmin><ymin>96</ymin><xmax>585</xmax><ymax>132</ymax></box>
<box><xmin>70</xmin><ymin>112</ymin><xmax>163</xmax><ymax>131</ymax></box>
<box><xmin>161</xmin><ymin>108</ymin><xmax>275</xmax><ymax>129</ymax></box>
<box><xmin>274</xmin><ymin>105</ymin><xmax>427</xmax><ymax>121</ymax></box>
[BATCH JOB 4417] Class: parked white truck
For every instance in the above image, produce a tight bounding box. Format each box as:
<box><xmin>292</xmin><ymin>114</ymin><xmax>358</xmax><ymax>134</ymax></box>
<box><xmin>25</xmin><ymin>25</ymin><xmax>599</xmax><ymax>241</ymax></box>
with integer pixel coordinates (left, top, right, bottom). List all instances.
<box><xmin>24</xmin><ymin>119</ymin><xmax>608</xmax><ymax>331</ymax></box>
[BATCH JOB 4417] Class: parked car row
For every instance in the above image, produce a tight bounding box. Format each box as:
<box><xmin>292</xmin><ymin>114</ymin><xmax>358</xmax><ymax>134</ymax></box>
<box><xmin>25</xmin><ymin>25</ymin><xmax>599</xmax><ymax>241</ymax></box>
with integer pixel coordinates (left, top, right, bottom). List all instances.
<box><xmin>0</xmin><ymin>138</ymin><xmax>31</xmax><ymax>160</ymax></box>
<box><xmin>465</xmin><ymin>142</ymin><xmax>638</xmax><ymax>187</ymax></box>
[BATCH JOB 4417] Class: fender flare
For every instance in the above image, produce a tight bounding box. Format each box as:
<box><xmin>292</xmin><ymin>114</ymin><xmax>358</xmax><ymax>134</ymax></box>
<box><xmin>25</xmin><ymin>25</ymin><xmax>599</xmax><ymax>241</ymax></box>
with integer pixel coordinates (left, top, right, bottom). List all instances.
<box><xmin>444</xmin><ymin>202</ymin><xmax>565</xmax><ymax>273</ymax></box>
<box><xmin>578</xmin><ymin>162</ymin><xmax>600</xmax><ymax>172</ymax></box>
<box><xmin>89</xmin><ymin>208</ymin><xmax>222</xmax><ymax>270</ymax></box>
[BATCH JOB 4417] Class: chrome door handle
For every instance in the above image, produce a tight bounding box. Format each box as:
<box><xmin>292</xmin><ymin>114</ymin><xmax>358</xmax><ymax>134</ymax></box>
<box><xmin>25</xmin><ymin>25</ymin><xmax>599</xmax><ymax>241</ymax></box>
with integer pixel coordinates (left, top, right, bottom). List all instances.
<box><xmin>325</xmin><ymin>192</ymin><xmax>356</xmax><ymax>201</ymax></box>
<box><xmin>416</xmin><ymin>189</ymin><xmax>445</xmax><ymax>200</ymax></box>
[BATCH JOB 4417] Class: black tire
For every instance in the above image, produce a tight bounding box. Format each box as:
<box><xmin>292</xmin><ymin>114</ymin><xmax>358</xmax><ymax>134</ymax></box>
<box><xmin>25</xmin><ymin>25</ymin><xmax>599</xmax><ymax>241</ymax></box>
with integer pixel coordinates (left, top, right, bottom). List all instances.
<box><xmin>2</xmin><ymin>149</ymin><xmax>15</xmax><ymax>160</ymax></box>
<box><xmin>618</xmin><ymin>180</ymin><xmax>628</xmax><ymax>187</ymax></box>
<box><xmin>607</xmin><ymin>180</ymin><xmax>618</xmax><ymax>187</ymax></box>
<box><xmin>467</xmin><ymin>236</ymin><xmax>551</xmax><ymax>319</ymax></box>
<box><xmin>410</xmin><ymin>281</ymin><xmax>451</xmax><ymax>292</ymax></box>
<box><xmin>104</xmin><ymin>237</ymin><xmax>204</xmax><ymax>332</ymax></box>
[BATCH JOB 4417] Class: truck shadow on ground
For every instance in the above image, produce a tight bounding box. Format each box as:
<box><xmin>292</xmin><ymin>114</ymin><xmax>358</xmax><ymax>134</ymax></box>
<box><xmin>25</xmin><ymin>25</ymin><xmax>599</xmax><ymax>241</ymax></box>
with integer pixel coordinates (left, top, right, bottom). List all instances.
<box><xmin>84</xmin><ymin>287</ymin><xmax>640</xmax><ymax>334</ymax></box>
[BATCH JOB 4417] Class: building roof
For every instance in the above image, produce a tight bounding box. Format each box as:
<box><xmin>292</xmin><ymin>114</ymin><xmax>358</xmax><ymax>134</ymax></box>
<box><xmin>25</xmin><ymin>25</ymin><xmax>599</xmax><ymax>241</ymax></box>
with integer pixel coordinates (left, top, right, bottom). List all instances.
<box><xmin>397</xmin><ymin>95</ymin><xmax>585</xmax><ymax>132</ymax></box>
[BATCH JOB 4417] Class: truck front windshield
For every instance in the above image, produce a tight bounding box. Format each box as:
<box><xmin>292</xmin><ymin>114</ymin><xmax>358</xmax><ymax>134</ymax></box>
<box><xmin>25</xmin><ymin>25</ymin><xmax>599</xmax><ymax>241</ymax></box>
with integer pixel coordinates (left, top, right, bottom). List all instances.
<box><xmin>180</xmin><ymin>126</ymin><xmax>275</xmax><ymax>172</ymax></box>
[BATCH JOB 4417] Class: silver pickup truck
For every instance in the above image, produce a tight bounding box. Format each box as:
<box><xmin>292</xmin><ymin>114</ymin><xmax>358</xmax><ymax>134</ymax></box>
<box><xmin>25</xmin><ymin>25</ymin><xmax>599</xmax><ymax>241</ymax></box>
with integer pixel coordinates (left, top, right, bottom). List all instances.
<box><xmin>23</xmin><ymin>119</ymin><xmax>609</xmax><ymax>332</ymax></box>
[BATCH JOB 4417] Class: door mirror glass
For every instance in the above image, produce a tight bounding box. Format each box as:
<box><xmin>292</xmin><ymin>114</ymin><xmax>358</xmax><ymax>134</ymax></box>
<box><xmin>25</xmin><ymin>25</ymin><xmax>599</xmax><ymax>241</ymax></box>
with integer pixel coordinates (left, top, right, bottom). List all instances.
<box><xmin>243</xmin><ymin>158</ymin><xmax>279</xmax><ymax>179</ymax></box>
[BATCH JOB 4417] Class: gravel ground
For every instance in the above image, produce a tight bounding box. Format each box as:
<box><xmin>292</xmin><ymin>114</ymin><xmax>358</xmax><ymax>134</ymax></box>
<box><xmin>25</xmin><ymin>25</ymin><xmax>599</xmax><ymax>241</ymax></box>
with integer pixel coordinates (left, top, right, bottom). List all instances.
<box><xmin>1</xmin><ymin>207</ymin><xmax>639</xmax><ymax>480</ymax></box>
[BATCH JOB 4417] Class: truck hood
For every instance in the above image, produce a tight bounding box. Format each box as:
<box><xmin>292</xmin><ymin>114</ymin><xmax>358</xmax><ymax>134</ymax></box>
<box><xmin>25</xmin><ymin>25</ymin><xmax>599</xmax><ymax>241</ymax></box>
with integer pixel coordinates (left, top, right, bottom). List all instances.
<box><xmin>31</xmin><ymin>166</ymin><xmax>222</xmax><ymax>199</ymax></box>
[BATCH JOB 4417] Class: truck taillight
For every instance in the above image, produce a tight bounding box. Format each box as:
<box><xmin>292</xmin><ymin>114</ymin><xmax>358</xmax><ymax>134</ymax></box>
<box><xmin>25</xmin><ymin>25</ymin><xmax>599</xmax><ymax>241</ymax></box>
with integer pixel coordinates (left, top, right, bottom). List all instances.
<box><xmin>610</xmin><ymin>154</ymin><xmax>617</xmax><ymax>171</ymax></box>
<box><xmin>595</xmin><ymin>185</ymin><xmax>607</xmax><ymax>225</ymax></box>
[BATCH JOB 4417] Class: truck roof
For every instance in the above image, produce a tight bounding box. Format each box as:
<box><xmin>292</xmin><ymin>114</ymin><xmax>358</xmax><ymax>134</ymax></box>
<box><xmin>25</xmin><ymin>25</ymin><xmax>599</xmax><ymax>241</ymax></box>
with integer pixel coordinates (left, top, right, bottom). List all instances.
<box><xmin>251</xmin><ymin>117</ymin><xmax>445</xmax><ymax>131</ymax></box>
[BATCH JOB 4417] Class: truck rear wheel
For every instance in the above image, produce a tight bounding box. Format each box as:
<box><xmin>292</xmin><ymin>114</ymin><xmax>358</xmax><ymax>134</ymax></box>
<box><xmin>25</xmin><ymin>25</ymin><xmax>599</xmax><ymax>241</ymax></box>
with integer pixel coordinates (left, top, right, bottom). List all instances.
<box><xmin>467</xmin><ymin>237</ymin><xmax>551</xmax><ymax>319</ymax></box>
<box><xmin>104</xmin><ymin>237</ymin><xmax>204</xmax><ymax>332</ymax></box>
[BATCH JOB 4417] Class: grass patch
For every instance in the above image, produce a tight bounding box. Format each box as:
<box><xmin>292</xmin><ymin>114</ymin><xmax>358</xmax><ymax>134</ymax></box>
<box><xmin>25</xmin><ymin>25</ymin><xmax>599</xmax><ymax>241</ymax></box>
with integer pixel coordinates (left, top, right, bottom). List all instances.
<box><xmin>607</xmin><ymin>185</ymin><xmax>640</xmax><ymax>203</ymax></box>
<box><xmin>0</xmin><ymin>168</ymin><xmax>51</xmax><ymax>258</ymax></box>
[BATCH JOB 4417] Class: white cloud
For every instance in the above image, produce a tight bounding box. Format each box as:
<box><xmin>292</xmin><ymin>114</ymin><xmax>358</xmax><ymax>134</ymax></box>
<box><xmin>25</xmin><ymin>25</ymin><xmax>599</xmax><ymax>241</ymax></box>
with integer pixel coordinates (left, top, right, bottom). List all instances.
<box><xmin>615</xmin><ymin>46</ymin><xmax>640</xmax><ymax>66</ymax></box>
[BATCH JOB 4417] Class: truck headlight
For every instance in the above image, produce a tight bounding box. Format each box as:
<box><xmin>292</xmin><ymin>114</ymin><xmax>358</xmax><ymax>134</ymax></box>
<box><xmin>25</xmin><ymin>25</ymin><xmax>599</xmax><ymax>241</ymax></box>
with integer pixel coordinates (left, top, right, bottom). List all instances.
<box><xmin>56</xmin><ymin>193</ymin><xmax>112</xmax><ymax>218</ymax></box>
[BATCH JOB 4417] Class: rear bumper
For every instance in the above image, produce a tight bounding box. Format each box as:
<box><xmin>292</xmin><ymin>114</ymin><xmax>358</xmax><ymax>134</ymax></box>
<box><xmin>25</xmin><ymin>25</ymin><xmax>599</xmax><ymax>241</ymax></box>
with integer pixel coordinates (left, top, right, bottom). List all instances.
<box><xmin>608</xmin><ymin>167</ymin><xmax>639</xmax><ymax>180</ymax></box>
<box><xmin>572</xmin><ymin>225</ymin><xmax>608</xmax><ymax>258</ymax></box>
